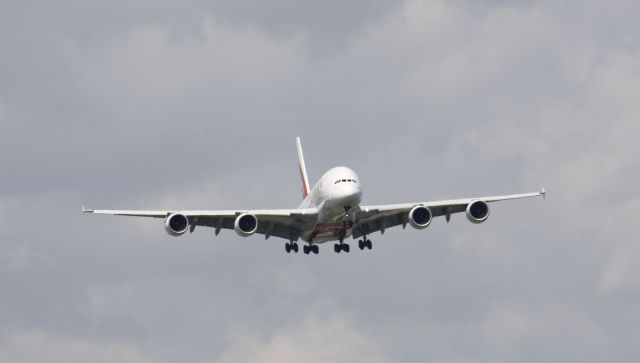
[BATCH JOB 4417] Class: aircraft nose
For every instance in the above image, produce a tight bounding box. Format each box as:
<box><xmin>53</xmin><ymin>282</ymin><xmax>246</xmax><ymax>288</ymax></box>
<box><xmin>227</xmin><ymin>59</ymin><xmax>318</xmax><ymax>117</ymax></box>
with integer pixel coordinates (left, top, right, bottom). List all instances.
<box><xmin>335</xmin><ymin>184</ymin><xmax>362</xmax><ymax>207</ymax></box>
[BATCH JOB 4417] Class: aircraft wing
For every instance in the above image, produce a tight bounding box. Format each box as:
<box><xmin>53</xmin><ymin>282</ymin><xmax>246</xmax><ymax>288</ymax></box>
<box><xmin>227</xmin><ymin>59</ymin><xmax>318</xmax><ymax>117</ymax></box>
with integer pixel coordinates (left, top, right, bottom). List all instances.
<box><xmin>83</xmin><ymin>207</ymin><xmax>319</xmax><ymax>241</ymax></box>
<box><xmin>352</xmin><ymin>188</ymin><xmax>545</xmax><ymax>238</ymax></box>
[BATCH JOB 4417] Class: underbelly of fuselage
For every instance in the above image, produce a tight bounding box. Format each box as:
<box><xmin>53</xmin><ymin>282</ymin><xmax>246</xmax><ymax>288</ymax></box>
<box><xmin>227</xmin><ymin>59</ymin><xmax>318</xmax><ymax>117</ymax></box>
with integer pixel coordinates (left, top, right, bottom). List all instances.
<box><xmin>300</xmin><ymin>204</ymin><xmax>356</xmax><ymax>243</ymax></box>
<box><xmin>300</xmin><ymin>180</ymin><xmax>362</xmax><ymax>243</ymax></box>
<box><xmin>303</xmin><ymin>222</ymin><xmax>353</xmax><ymax>243</ymax></box>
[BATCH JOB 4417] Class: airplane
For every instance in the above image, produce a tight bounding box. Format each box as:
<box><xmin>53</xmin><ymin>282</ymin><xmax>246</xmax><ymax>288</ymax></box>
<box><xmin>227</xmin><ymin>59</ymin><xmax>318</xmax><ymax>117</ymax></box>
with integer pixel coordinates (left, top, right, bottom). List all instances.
<box><xmin>84</xmin><ymin>137</ymin><xmax>545</xmax><ymax>254</ymax></box>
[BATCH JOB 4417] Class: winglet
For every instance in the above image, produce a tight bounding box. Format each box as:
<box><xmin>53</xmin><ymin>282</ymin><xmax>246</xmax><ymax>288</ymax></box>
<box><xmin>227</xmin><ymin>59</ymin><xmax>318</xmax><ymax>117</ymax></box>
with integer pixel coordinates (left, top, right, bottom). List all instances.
<box><xmin>82</xmin><ymin>205</ymin><xmax>94</xmax><ymax>214</ymax></box>
<box><xmin>540</xmin><ymin>187</ymin><xmax>546</xmax><ymax>200</ymax></box>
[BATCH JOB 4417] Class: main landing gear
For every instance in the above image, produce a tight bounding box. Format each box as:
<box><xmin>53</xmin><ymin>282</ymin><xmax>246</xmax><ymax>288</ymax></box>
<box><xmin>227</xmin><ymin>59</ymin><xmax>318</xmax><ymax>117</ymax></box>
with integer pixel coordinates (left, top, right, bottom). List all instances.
<box><xmin>358</xmin><ymin>237</ymin><xmax>373</xmax><ymax>250</ymax></box>
<box><xmin>285</xmin><ymin>242</ymin><xmax>299</xmax><ymax>253</ymax></box>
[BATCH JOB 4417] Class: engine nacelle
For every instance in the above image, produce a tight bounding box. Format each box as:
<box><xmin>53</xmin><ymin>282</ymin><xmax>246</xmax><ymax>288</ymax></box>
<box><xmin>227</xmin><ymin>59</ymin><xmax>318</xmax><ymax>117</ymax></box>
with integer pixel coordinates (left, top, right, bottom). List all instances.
<box><xmin>164</xmin><ymin>213</ymin><xmax>189</xmax><ymax>236</ymax></box>
<box><xmin>408</xmin><ymin>205</ymin><xmax>432</xmax><ymax>229</ymax></box>
<box><xmin>234</xmin><ymin>213</ymin><xmax>258</xmax><ymax>237</ymax></box>
<box><xmin>466</xmin><ymin>200</ymin><xmax>490</xmax><ymax>224</ymax></box>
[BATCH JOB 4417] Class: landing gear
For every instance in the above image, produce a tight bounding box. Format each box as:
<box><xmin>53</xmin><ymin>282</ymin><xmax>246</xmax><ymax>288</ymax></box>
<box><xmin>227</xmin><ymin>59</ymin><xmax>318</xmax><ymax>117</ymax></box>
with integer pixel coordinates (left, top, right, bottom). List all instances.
<box><xmin>333</xmin><ymin>241</ymin><xmax>350</xmax><ymax>253</ymax></box>
<box><xmin>285</xmin><ymin>242</ymin><xmax>299</xmax><ymax>253</ymax></box>
<box><xmin>303</xmin><ymin>242</ymin><xmax>319</xmax><ymax>254</ymax></box>
<box><xmin>358</xmin><ymin>238</ymin><xmax>373</xmax><ymax>250</ymax></box>
<box><xmin>333</xmin><ymin>220</ymin><xmax>352</xmax><ymax>254</ymax></box>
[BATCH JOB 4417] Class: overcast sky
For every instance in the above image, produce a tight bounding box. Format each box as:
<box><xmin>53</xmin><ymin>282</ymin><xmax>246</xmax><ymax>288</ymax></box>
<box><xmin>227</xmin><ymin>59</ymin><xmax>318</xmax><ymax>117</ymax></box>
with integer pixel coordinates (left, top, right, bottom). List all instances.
<box><xmin>1</xmin><ymin>0</ymin><xmax>639</xmax><ymax>362</ymax></box>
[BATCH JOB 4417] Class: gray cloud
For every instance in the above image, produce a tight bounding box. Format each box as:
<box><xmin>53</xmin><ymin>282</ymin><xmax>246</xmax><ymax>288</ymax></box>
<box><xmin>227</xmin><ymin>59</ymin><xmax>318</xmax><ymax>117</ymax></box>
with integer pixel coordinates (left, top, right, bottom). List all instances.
<box><xmin>1</xmin><ymin>0</ymin><xmax>640</xmax><ymax>362</ymax></box>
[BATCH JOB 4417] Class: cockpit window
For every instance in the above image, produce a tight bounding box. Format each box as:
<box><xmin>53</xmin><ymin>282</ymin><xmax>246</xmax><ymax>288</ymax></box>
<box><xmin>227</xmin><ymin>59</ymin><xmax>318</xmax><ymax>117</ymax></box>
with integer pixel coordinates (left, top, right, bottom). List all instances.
<box><xmin>336</xmin><ymin>178</ymin><xmax>358</xmax><ymax>184</ymax></box>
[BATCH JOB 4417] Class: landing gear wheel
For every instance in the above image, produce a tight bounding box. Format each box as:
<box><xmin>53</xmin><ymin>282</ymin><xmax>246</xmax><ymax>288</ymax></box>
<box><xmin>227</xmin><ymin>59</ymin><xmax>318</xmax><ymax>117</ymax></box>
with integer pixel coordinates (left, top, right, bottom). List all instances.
<box><xmin>334</xmin><ymin>244</ymin><xmax>341</xmax><ymax>253</ymax></box>
<box><xmin>342</xmin><ymin>244</ymin><xmax>350</xmax><ymax>253</ymax></box>
<box><xmin>285</xmin><ymin>243</ymin><xmax>291</xmax><ymax>253</ymax></box>
<box><xmin>312</xmin><ymin>245</ymin><xmax>319</xmax><ymax>254</ymax></box>
<box><xmin>366</xmin><ymin>240</ymin><xmax>373</xmax><ymax>249</ymax></box>
<box><xmin>303</xmin><ymin>245</ymin><xmax>310</xmax><ymax>254</ymax></box>
<box><xmin>292</xmin><ymin>243</ymin><xmax>299</xmax><ymax>253</ymax></box>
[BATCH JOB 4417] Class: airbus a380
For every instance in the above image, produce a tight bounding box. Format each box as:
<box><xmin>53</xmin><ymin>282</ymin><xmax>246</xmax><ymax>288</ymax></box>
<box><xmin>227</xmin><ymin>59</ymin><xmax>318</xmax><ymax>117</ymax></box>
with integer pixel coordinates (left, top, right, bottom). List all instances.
<box><xmin>84</xmin><ymin>138</ymin><xmax>545</xmax><ymax>254</ymax></box>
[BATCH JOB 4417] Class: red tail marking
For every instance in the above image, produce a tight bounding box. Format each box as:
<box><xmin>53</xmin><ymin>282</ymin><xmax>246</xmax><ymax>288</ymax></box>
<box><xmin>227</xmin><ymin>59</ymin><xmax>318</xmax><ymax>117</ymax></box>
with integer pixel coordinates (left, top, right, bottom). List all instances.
<box><xmin>300</xmin><ymin>164</ymin><xmax>309</xmax><ymax>198</ymax></box>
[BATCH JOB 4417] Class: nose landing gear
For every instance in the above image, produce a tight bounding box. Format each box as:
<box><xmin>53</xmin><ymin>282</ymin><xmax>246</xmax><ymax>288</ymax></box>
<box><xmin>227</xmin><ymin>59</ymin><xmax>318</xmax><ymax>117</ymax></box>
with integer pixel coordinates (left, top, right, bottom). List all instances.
<box><xmin>358</xmin><ymin>237</ymin><xmax>373</xmax><ymax>250</ymax></box>
<box><xmin>303</xmin><ymin>240</ymin><xmax>319</xmax><ymax>254</ymax></box>
<box><xmin>333</xmin><ymin>238</ymin><xmax>350</xmax><ymax>253</ymax></box>
<box><xmin>333</xmin><ymin>219</ymin><xmax>353</xmax><ymax>253</ymax></box>
<box><xmin>285</xmin><ymin>242</ymin><xmax>299</xmax><ymax>253</ymax></box>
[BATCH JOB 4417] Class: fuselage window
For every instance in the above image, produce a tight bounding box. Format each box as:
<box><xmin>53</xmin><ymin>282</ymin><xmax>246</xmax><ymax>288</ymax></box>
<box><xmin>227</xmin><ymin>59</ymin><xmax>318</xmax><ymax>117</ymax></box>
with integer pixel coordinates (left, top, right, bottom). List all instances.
<box><xmin>342</xmin><ymin>179</ymin><xmax>346</xmax><ymax>182</ymax></box>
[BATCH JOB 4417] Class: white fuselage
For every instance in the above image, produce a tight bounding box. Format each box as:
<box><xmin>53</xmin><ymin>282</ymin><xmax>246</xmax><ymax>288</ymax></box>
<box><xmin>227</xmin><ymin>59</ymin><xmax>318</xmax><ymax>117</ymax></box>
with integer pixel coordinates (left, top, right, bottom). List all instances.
<box><xmin>298</xmin><ymin>166</ymin><xmax>362</xmax><ymax>243</ymax></box>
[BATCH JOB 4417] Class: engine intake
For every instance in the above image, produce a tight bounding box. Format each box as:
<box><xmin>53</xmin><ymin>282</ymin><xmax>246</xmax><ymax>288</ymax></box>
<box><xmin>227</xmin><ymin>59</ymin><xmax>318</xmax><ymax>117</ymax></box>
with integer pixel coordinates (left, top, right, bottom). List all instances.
<box><xmin>466</xmin><ymin>200</ymin><xmax>490</xmax><ymax>224</ymax></box>
<box><xmin>408</xmin><ymin>205</ymin><xmax>432</xmax><ymax>229</ymax></box>
<box><xmin>234</xmin><ymin>213</ymin><xmax>258</xmax><ymax>236</ymax></box>
<box><xmin>164</xmin><ymin>213</ymin><xmax>189</xmax><ymax>236</ymax></box>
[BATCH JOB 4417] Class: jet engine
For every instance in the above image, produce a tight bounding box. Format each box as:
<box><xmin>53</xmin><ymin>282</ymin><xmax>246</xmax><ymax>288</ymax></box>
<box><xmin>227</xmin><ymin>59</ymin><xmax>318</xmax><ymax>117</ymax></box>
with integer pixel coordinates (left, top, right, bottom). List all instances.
<box><xmin>466</xmin><ymin>200</ymin><xmax>490</xmax><ymax>224</ymax></box>
<box><xmin>234</xmin><ymin>213</ymin><xmax>258</xmax><ymax>236</ymax></box>
<box><xmin>164</xmin><ymin>213</ymin><xmax>189</xmax><ymax>236</ymax></box>
<box><xmin>408</xmin><ymin>205</ymin><xmax>432</xmax><ymax>229</ymax></box>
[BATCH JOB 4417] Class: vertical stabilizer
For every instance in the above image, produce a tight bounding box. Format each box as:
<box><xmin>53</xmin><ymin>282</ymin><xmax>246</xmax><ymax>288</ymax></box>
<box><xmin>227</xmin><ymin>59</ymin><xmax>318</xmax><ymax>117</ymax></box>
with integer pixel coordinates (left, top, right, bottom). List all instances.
<box><xmin>296</xmin><ymin>137</ymin><xmax>310</xmax><ymax>199</ymax></box>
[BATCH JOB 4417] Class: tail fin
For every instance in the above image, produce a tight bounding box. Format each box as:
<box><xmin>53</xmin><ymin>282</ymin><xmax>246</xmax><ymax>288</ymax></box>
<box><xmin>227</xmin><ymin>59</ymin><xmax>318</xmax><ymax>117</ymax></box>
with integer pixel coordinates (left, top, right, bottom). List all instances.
<box><xmin>296</xmin><ymin>137</ymin><xmax>310</xmax><ymax>199</ymax></box>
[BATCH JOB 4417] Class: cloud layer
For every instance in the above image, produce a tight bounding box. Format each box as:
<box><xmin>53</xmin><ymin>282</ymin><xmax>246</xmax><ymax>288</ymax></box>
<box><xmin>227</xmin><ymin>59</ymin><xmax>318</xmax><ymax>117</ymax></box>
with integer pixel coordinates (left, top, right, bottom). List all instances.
<box><xmin>1</xmin><ymin>0</ymin><xmax>639</xmax><ymax>362</ymax></box>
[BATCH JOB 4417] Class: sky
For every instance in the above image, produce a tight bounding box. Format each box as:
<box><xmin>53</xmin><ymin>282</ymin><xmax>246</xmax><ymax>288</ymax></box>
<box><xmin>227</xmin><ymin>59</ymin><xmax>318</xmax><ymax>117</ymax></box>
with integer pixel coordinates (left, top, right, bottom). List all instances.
<box><xmin>1</xmin><ymin>0</ymin><xmax>639</xmax><ymax>361</ymax></box>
